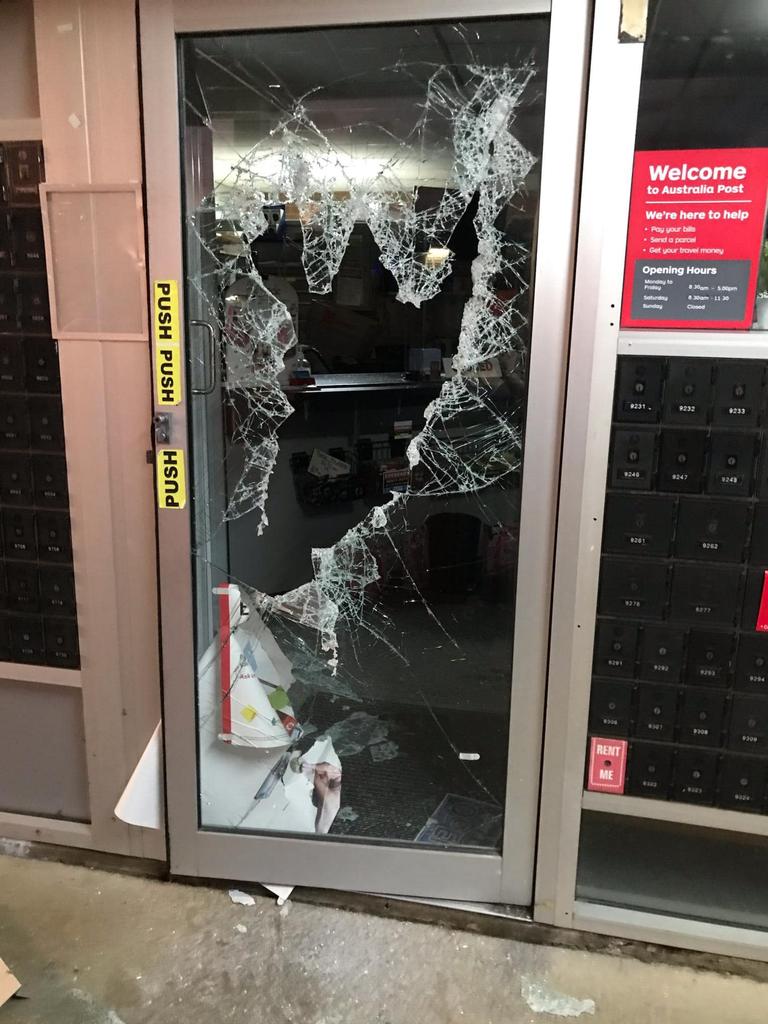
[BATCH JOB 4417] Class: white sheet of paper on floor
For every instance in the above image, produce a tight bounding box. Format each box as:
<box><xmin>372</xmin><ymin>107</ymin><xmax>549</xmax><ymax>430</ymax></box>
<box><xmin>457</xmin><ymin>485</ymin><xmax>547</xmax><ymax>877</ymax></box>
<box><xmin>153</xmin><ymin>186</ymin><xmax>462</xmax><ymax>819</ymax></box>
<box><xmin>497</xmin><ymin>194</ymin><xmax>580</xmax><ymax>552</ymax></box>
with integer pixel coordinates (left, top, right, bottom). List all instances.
<box><xmin>307</xmin><ymin>448</ymin><xmax>351</xmax><ymax>478</ymax></box>
<box><xmin>114</xmin><ymin>721</ymin><xmax>164</xmax><ymax>829</ymax></box>
<box><xmin>261</xmin><ymin>883</ymin><xmax>294</xmax><ymax>905</ymax></box>
<box><xmin>0</xmin><ymin>957</ymin><xmax>20</xmax><ymax>1007</ymax></box>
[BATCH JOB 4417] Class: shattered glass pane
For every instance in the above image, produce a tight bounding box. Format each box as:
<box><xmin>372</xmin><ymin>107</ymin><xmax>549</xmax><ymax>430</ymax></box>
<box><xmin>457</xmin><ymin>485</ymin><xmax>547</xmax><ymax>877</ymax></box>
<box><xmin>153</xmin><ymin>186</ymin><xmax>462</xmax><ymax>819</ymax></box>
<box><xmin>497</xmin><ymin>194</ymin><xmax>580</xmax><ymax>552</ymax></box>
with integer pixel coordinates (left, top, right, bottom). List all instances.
<box><xmin>181</xmin><ymin>15</ymin><xmax>550</xmax><ymax>851</ymax></box>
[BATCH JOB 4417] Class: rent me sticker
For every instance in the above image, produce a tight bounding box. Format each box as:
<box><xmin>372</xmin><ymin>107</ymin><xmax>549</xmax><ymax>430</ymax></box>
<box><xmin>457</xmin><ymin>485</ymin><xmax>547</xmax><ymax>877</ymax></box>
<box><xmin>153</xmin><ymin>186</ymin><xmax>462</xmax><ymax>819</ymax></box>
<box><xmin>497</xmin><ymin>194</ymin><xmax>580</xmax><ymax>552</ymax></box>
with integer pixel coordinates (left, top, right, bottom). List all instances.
<box><xmin>156</xmin><ymin>448</ymin><xmax>186</xmax><ymax>509</ymax></box>
<box><xmin>621</xmin><ymin>148</ymin><xmax>768</xmax><ymax>329</ymax></box>
<box><xmin>587</xmin><ymin>737</ymin><xmax>628</xmax><ymax>794</ymax></box>
<box><xmin>154</xmin><ymin>280</ymin><xmax>181</xmax><ymax>405</ymax></box>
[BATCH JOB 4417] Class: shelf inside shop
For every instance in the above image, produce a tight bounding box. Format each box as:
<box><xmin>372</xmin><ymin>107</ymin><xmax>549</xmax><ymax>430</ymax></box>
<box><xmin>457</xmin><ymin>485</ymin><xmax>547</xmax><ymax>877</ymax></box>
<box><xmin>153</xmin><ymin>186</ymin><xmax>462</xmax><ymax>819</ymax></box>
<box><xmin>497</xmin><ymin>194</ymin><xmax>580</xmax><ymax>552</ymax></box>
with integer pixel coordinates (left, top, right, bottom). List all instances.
<box><xmin>582</xmin><ymin>789</ymin><xmax>768</xmax><ymax>838</ymax></box>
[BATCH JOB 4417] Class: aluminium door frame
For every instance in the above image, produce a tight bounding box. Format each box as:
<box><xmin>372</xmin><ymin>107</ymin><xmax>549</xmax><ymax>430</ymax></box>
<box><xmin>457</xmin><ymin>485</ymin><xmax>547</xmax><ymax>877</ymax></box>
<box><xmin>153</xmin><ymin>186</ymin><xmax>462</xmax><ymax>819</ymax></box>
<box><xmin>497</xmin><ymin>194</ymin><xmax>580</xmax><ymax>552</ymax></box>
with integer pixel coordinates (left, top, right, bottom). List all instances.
<box><xmin>534</xmin><ymin>0</ymin><xmax>645</xmax><ymax>927</ymax></box>
<box><xmin>140</xmin><ymin>0</ymin><xmax>590</xmax><ymax>903</ymax></box>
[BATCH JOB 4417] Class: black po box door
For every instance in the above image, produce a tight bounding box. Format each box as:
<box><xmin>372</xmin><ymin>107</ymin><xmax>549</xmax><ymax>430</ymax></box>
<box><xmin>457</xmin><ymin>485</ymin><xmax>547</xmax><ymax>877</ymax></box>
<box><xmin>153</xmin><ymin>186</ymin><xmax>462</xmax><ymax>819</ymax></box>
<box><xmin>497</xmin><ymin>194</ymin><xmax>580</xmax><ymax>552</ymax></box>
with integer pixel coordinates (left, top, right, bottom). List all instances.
<box><xmin>603</xmin><ymin>494</ymin><xmax>676</xmax><ymax>557</ymax></box>
<box><xmin>675</xmin><ymin>499</ymin><xmax>749</xmax><ymax>563</ymax></box>
<box><xmin>663</xmin><ymin>359</ymin><xmax>712</xmax><ymax>426</ymax></box>
<box><xmin>615</xmin><ymin>357</ymin><xmax>664</xmax><ymax>423</ymax></box>
<box><xmin>598</xmin><ymin>557</ymin><xmax>669</xmax><ymax>620</ymax></box>
<box><xmin>638</xmin><ymin>625</ymin><xmax>685</xmax><ymax>683</ymax></box>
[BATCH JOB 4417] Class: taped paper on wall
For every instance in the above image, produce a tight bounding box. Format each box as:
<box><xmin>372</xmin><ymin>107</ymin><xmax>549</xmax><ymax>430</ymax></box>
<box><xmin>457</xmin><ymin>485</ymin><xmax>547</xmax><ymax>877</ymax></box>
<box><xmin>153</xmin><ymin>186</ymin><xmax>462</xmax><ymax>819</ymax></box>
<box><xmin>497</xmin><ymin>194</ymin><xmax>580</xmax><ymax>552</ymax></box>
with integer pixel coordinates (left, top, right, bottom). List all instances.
<box><xmin>114</xmin><ymin>722</ymin><xmax>164</xmax><ymax>830</ymax></box>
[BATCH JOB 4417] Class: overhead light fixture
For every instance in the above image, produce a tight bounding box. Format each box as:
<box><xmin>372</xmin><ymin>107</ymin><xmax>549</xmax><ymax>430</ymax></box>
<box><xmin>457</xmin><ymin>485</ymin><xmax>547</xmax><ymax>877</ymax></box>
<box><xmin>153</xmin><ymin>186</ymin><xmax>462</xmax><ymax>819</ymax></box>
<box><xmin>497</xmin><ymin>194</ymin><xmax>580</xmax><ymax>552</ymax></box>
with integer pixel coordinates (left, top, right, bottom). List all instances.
<box><xmin>423</xmin><ymin>247</ymin><xmax>451</xmax><ymax>268</ymax></box>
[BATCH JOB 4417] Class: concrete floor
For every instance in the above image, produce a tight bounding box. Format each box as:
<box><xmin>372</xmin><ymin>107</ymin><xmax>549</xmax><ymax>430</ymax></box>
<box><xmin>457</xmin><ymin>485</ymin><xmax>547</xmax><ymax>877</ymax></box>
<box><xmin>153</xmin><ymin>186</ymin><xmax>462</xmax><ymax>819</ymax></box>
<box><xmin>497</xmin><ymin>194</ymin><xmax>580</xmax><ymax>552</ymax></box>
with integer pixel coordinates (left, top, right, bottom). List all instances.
<box><xmin>1</xmin><ymin>854</ymin><xmax>768</xmax><ymax>1023</ymax></box>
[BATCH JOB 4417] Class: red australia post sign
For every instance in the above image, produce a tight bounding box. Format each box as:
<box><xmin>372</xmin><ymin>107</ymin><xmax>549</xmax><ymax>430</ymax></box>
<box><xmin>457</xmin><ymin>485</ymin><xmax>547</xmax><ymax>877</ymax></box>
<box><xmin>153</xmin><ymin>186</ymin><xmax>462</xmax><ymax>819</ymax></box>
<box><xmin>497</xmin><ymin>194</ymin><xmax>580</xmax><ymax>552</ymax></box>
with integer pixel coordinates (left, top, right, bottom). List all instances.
<box><xmin>621</xmin><ymin>148</ymin><xmax>768</xmax><ymax>329</ymax></box>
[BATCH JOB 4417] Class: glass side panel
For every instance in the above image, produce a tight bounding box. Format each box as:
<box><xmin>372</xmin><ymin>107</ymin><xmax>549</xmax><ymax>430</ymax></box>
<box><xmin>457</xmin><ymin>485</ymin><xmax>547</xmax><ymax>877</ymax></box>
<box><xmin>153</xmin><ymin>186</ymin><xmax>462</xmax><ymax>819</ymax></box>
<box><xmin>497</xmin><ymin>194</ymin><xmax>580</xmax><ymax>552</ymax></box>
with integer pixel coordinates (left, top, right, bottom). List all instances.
<box><xmin>578</xmin><ymin>811</ymin><xmax>768</xmax><ymax>932</ymax></box>
<box><xmin>179</xmin><ymin>15</ymin><xmax>549</xmax><ymax>850</ymax></box>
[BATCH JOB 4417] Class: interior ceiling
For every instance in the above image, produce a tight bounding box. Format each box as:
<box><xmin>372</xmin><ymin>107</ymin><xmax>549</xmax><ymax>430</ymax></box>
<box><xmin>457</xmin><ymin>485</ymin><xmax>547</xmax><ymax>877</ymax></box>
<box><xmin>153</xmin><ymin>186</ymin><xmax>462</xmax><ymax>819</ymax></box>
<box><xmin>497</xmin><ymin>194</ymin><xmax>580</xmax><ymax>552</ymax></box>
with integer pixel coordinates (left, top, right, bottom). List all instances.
<box><xmin>186</xmin><ymin>17</ymin><xmax>549</xmax><ymax>168</ymax></box>
<box><xmin>191</xmin><ymin>19</ymin><xmax>549</xmax><ymax>104</ymax></box>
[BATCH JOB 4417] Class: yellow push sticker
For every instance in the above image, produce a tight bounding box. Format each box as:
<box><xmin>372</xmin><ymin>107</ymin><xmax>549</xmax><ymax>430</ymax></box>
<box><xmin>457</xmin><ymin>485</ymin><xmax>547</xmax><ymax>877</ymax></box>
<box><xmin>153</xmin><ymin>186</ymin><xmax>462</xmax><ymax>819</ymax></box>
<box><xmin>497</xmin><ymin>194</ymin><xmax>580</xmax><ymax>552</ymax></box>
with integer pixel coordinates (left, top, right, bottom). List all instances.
<box><xmin>156</xmin><ymin>448</ymin><xmax>187</xmax><ymax>509</ymax></box>
<box><xmin>154</xmin><ymin>280</ymin><xmax>181</xmax><ymax>405</ymax></box>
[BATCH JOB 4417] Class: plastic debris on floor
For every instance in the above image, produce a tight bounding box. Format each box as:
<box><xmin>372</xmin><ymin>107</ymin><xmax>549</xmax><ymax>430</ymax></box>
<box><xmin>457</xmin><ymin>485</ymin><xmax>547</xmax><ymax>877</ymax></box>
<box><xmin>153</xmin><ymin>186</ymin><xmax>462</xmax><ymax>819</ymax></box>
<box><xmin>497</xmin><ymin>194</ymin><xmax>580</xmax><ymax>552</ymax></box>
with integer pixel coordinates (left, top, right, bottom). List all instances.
<box><xmin>325</xmin><ymin>712</ymin><xmax>389</xmax><ymax>756</ymax></box>
<box><xmin>369</xmin><ymin>740</ymin><xmax>400</xmax><ymax>762</ymax></box>
<box><xmin>228</xmin><ymin>889</ymin><xmax>256</xmax><ymax>907</ymax></box>
<box><xmin>521</xmin><ymin>978</ymin><xmax>596</xmax><ymax>1018</ymax></box>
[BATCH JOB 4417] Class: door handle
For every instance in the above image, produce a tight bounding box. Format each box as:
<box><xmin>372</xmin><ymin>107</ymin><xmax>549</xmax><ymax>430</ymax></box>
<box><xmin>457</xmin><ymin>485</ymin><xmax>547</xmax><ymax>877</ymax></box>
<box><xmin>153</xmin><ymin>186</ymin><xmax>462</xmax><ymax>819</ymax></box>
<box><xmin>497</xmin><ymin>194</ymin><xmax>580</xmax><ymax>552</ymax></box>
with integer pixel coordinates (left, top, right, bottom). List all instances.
<box><xmin>190</xmin><ymin>319</ymin><xmax>217</xmax><ymax>396</ymax></box>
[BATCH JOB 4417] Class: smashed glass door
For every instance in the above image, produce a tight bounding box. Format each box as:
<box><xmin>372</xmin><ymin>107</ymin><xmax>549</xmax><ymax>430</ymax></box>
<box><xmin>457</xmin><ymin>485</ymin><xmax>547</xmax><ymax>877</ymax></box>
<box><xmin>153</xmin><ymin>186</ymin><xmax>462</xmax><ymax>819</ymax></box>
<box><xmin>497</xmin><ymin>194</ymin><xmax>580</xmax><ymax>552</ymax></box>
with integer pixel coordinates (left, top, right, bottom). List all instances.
<box><xmin>180</xmin><ymin>15</ymin><xmax>549</xmax><ymax>853</ymax></box>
